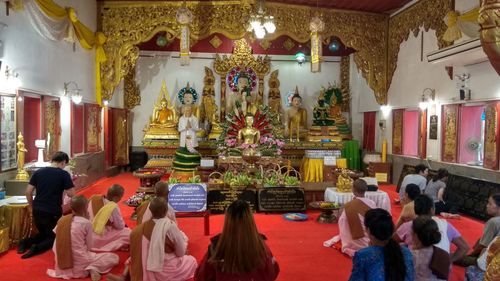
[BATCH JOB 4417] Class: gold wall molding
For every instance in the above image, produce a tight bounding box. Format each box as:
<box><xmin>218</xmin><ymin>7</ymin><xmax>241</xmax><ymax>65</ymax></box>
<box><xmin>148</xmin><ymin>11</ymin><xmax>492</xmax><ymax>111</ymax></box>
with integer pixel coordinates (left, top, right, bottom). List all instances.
<box><xmin>98</xmin><ymin>1</ymin><xmax>388</xmax><ymax>105</ymax></box>
<box><xmin>340</xmin><ymin>56</ymin><xmax>350</xmax><ymax>112</ymax></box>
<box><xmin>388</xmin><ymin>0</ymin><xmax>453</xmax><ymax>93</ymax></box>
<box><xmin>479</xmin><ymin>0</ymin><xmax>500</xmax><ymax>75</ymax></box>
<box><xmin>99</xmin><ymin>0</ymin><xmax>451</xmax><ymax>106</ymax></box>
<box><xmin>124</xmin><ymin>67</ymin><xmax>141</xmax><ymax>109</ymax></box>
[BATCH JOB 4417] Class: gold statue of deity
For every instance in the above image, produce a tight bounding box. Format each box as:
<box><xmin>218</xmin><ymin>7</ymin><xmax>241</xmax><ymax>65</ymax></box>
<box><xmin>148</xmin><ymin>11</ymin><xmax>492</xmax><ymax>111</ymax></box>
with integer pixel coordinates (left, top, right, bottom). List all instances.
<box><xmin>337</xmin><ymin>169</ymin><xmax>353</xmax><ymax>193</ymax></box>
<box><xmin>16</xmin><ymin>132</ymin><xmax>29</xmax><ymax>181</ymax></box>
<box><xmin>144</xmin><ymin>80</ymin><xmax>179</xmax><ymax>140</ymax></box>
<box><xmin>237</xmin><ymin>115</ymin><xmax>260</xmax><ymax>145</ymax></box>
<box><xmin>285</xmin><ymin>87</ymin><xmax>308</xmax><ymax>142</ymax></box>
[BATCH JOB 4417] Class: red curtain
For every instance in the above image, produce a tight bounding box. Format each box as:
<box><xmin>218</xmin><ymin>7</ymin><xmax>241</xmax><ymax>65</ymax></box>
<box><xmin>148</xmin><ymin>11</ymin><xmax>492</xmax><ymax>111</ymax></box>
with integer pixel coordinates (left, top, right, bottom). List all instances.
<box><xmin>363</xmin><ymin>111</ymin><xmax>376</xmax><ymax>151</ymax></box>
<box><xmin>403</xmin><ymin>110</ymin><xmax>419</xmax><ymax>157</ymax></box>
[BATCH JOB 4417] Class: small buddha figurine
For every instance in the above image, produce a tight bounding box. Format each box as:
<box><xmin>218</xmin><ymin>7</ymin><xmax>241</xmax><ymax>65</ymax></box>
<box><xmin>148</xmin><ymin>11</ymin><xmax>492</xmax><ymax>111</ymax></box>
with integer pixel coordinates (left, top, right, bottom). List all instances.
<box><xmin>16</xmin><ymin>132</ymin><xmax>29</xmax><ymax>180</ymax></box>
<box><xmin>154</xmin><ymin>98</ymin><xmax>176</xmax><ymax>127</ymax></box>
<box><xmin>229</xmin><ymin>71</ymin><xmax>259</xmax><ymax>116</ymax></box>
<box><xmin>237</xmin><ymin>115</ymin><xmax>260</xmax><ymax>145</ymax></box>
<box><xmin>285</xmin><ymin>87</ymin><xmax>308</xmax><ymax>142</ymax></box>
<box><xmin>144</xmin><ymin>80</ymin><xmax>179</xmax><ymax>140</ymax></box>
<box><xmin>337</xmin><ymin>169</ymin><xmax>353</xmax><ymax>193</ymax></box>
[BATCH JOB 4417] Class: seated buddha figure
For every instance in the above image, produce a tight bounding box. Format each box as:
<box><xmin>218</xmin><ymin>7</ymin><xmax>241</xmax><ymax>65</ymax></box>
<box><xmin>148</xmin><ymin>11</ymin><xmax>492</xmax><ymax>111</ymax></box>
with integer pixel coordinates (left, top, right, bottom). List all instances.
<box><xmin>237</xmin><ymin>115</ymin><xmax>260</xmax><ymax>146</ymax></box>
<box><xmin>154</xmin><ymin>98</ymin><xmax>176</xmax><ymax>126</ymax></box>
<box><xmin>228</xmin><ymin>71</ymin><xmax>259</xmax><ymax>116</ymax></box>
<box><xmin>285</xmin><ymin>88</ymin><xmax>308</xmax><ymax>142</ymax></box>
<box><xmin>312</xmin><ymin>87</ymin><xmax>332</xmax><ymax>125</ymax></box>
<box><xmin>144</xmin><ymin>81</ymin><xmax>179</xmax><ymax>139</ymax></box>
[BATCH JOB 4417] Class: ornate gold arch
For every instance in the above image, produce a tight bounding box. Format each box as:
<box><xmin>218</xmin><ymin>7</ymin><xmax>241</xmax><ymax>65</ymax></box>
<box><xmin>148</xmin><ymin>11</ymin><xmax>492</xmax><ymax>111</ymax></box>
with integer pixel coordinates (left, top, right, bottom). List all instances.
<box><xmin>213</xmin><ymin>39</ymin><xmax>271</xmax><ymax>117</ymax></box>
<box><xmin>98</xmin><ymin>0</ymin><xmax>451</xmax><ymax>106</ymax></box>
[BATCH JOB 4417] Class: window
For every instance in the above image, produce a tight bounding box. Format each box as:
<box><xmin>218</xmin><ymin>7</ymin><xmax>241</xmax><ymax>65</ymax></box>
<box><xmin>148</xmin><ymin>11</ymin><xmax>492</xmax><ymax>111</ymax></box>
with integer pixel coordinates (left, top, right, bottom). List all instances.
<box><xmin>458</xmin><ymin>105</ymin><xmax>485</xmax><ymax>165</ymax></box>
<box><xmin>0</xmin><ymin>95</ymin><xmax>17</xmax><ymax>171</ymax></box>
<box><xmin>403</xmin><ymin>110</ymin><xmax>420</xmax><ymax>157</ymax></box>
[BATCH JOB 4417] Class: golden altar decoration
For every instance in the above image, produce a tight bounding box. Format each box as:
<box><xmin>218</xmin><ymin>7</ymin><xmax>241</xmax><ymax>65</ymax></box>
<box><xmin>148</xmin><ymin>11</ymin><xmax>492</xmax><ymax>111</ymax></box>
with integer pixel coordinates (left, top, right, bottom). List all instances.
<box><xmin>214</xmin><ymin>39</ymin><xmax>270</xmax><ymax>118</ymax></box>
<box><xmin>479</xmin><ymin>0</ymin><xmax>500</xmax><ymax>75</ymax></box>
<box><xmin>98</xmin><ymin>0</ymin><xmax>451</xmax><ymax>107</ymax></box>
<box><xmin>143</xmin><ymin>80</ymin><xmax>179</xmax><ymax>140</ymax></box>
<box><xmin>336</xmin><ymin>169</ymin><xmax>354</xmax><ymax>193</ymax></box>
<box><xmin>268</xmin><ymin>70</ymin><xmax>282</xmax><ymax>122</ymax></box>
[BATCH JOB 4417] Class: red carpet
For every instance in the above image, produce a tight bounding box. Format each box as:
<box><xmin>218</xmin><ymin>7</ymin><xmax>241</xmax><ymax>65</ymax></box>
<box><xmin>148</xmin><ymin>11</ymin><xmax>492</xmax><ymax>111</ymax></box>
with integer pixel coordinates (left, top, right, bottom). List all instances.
<box><xmin>0</xmin><ymin>173</ymin><xmax>484</xmax><ymax>281</ymax></box>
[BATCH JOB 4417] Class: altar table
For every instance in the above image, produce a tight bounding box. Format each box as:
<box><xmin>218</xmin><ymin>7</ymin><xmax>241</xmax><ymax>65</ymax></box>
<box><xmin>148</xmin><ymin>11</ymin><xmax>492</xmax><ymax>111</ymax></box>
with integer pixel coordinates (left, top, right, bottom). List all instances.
<box><xmin>0</xmin><ymin>197</ymin><xmax>34</xmax><ymax>253</ymax></box>
<box><xmin>324</xmin><ymin>187</ymin><xmax>391</xmax><ymax>214</ymax></box>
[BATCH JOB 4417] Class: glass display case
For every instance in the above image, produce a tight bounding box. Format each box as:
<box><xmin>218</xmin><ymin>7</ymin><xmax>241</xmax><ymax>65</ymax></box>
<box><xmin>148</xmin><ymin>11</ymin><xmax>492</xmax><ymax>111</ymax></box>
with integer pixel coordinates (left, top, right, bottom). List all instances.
<box><xmin>1</xmin><ymin>96</ymin><xmax>17</xmax><ymax>171</ymax></box>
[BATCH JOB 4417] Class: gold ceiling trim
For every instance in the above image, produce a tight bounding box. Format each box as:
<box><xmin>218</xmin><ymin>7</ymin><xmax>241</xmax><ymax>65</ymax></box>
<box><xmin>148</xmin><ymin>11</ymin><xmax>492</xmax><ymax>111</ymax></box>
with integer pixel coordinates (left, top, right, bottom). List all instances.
<box><xmin>98</xmin><ymin>2</ymin><xmax>389</xmax><ymax>104</ymax></box>
<box><xmin>98</xmin><ymin>1</ymin><xmax>449</xmax><ymax>105</ymax></box>
<box><xmin>387</xmin><ymin>0</ymin><xmax>452</xmax><ymax>93</ymax></box>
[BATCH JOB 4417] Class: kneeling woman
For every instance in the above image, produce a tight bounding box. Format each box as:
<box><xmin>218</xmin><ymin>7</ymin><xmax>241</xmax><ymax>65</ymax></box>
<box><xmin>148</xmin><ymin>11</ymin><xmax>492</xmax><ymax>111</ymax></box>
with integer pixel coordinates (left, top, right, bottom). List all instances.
<box><xmin>195</xmin><ymin>200</ymin><xmax>279</xmax><ymax>281</ymax></box>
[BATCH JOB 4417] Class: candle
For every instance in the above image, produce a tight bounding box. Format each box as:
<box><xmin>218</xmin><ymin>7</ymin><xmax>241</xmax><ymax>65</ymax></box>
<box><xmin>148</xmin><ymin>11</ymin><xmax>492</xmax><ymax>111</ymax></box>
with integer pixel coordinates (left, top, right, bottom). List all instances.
<box><xmin>382</xmin><ymin>139</ymin><xmax>387</xmax><ymax>163</ymax></box>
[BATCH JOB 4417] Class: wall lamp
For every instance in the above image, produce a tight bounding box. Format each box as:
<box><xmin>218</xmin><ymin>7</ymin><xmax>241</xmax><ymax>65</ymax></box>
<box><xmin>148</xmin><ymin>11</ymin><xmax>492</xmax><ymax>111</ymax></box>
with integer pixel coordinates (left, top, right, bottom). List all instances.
<box><xmin>419</xmin><ymin>88</ymin><xmax>436</xmax><ymax>111</ymax></box>
<box><xmin>2</xmin><ymin>65</ymin><xmax>21</xmax><ymax>92</ymax></box>
<box><xmin>64</xmin><ymin>81</ymin><xmax>83</xmax><ymax>104</ymax></box>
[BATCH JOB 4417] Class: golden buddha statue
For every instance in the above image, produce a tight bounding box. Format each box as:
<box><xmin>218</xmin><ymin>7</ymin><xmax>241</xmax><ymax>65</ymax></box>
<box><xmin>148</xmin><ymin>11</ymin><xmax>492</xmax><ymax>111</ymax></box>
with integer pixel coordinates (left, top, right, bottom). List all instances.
<box><xmin>155</xmin><ymin>98</ymin><xmax>176</xmax><ymax>126</ymax></box>
<box><xmin>16</xmin><ymin>132</ymin><xmax>29</xmax><ymax>180</ymax></box>
<box><xmin>207</xmin><ymin>99</ymin><xmax>223</xmax><ymax>140</ymax></box>
<box><xmin>337</xmin><ymin>169</ymin><xmax>353</xmax><ymax>193</ymax></box>
<box><xmin>144</xmin><ymin>80</ymin><xmax>179</xmax><ymax>140</ymax></box>
<box><xmin>237</xmin><ymin>115</ymin><xmax>260</xmax><ymax>145</ymax></box>
<box><xmin>285</xmin><ymin>87</ymin><xmax>308</xmax><ymax>142</ymax></box>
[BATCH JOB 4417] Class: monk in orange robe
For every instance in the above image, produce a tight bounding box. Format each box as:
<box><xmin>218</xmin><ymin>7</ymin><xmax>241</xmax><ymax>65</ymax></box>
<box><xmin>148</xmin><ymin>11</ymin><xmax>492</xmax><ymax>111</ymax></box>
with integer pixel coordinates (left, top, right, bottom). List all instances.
<box><xmin>324</xmin><ymin>179</ymin><xmax>376</xmax><ymax>257</ymax></box>
<box><xmin>88</xmin><ymin>184</ymin><xmax>131</xmax><ymax>252</ymax></box>
<box><xmin>47</xmin><ymin>195</ymin><xmax>119</xmax><ymax>281</ymax></box>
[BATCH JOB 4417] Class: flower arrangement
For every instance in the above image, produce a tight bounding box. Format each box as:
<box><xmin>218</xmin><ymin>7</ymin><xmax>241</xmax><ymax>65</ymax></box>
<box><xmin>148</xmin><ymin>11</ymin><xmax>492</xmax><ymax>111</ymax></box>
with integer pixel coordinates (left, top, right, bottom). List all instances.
<box><xmin>217</xmin><ymin>105</ymin><xmax>285</xmax><ymax>157</ymax></box>
<box><xmin>125</xmin><ymin>192</ymin><xmax>152</xmax><ymax>207</ymax></box>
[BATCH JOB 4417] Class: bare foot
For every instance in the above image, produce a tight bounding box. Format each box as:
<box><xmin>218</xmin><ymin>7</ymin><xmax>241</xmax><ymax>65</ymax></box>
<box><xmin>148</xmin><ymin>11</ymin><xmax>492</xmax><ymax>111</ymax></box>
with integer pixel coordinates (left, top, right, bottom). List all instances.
<box><xmin>90</xmin><ymin>270</ymin><xmax>101</xmax><ymax>281</ymax></box>
<box><xmin>106</xmin><ymin>274</ymin><xmax>125</xmax><ymax>281</ymax></box>
<box><xmin>441</xmin><ymin>213</ymin><xmax>461</xmax><ymax>219</ymax></box>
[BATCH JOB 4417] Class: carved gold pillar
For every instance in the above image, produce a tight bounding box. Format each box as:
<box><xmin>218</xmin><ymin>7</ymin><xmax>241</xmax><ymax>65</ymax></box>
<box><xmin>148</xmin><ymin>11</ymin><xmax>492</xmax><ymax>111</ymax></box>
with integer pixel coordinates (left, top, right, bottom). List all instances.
<box><xmin>479</xmin><ymin>0</ymin><xmax>500</xmax><ymax>75</ymax></box>
<box><xmin>392</xmin><ymin>109</ymin><xmax>404</xmax><ymax>155</ymax></box>
<box><xmin>441</xmin><ymin>104</ymin><xmax>459</xmax><ymax>163</ymax></box>
<box><xmin>257</xmin><ymin>75</ymin><xmax>265</xmax><ymax>103</ymax></box>
<box><xmin>124</xmin><ymin>67</ymin><xmax>141</xmax><ymax>109</ymax></box>
<box><xmin>220</xmin><ymin>79</ymin><xmax>226</xmax><ymax>121</ymax></box>
<box><xmin>340</xmin><ymin>56</ymin><xmax>350</xmax><ymax>112</ymax></box>
<box><xmin>484</xmin><ymin>102</ymin><xmax>500</xmax><ymax>170</ymax></box>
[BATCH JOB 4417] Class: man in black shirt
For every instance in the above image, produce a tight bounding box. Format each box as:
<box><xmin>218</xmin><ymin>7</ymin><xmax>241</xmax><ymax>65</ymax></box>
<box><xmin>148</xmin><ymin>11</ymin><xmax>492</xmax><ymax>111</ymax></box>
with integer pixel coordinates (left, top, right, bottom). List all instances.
<box><xmin>18</xmin><ymin>151</ymin><xmax>75</xmax><ymax>259</ymax></box>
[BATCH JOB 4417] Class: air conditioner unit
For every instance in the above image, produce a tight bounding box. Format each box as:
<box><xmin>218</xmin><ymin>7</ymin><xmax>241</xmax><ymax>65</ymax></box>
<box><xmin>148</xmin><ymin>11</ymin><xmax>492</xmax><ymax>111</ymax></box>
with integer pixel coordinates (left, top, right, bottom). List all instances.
<box><xmin>427</xmin><ymin>38</ymin><xmax>488</xmax><ymax>67</ymax></box>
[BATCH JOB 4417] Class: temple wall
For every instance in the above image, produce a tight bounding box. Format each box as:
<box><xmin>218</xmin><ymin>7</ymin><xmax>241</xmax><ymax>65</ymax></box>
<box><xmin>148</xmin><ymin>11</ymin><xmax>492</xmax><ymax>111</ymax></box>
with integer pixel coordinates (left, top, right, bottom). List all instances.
<box><xmin>0</xmin><ymin>1</ymin><xmax>119</xmax><ymax>185</ymax></box>
<box><xmin>349</xmin><ymin>0</ymin><xmax>500</xmax><ymax>183</ymax></box>
<box><xmin>130</xmin><ymin>53</ymin><xmax>342</xmax><ymax>147</ymax></box>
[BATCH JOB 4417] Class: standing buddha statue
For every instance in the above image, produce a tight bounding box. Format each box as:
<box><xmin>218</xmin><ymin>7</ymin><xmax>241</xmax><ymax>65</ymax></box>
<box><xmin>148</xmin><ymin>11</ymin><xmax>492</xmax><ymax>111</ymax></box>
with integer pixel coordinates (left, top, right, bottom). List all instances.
<box><xmin>285</xmin><ymin>87</ymin><xmax>308</xmax><ymax>142</ymax></box>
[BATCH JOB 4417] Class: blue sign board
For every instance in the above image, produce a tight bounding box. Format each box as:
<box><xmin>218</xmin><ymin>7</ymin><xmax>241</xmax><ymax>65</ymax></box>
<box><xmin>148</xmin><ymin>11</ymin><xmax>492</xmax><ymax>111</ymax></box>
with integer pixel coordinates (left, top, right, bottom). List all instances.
<box><xmin>168</xmin><ymin>183</ymin><xmax>207</xmax><ymax>212</ymax></box>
